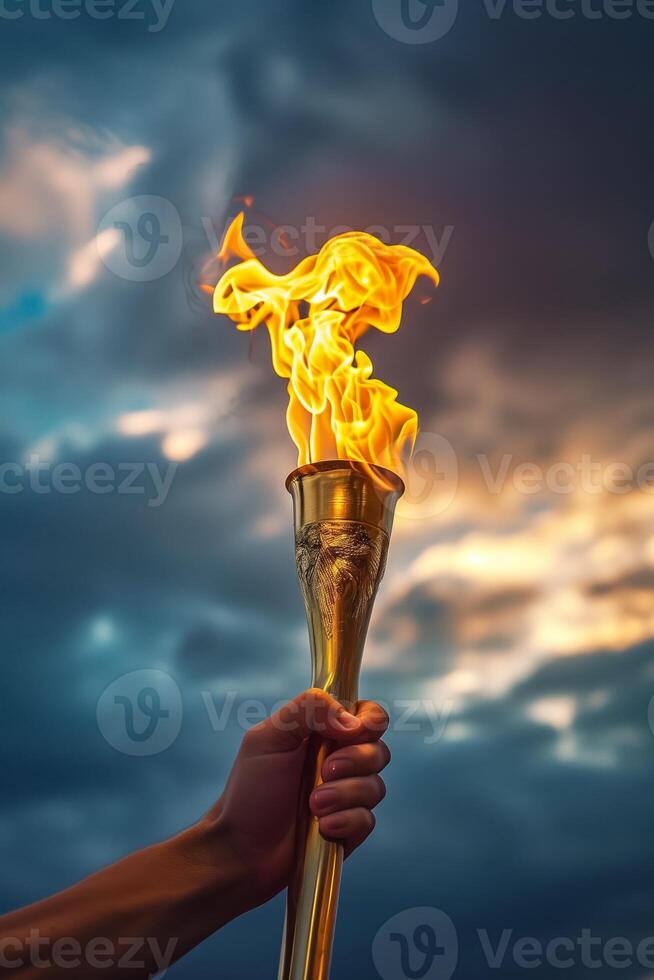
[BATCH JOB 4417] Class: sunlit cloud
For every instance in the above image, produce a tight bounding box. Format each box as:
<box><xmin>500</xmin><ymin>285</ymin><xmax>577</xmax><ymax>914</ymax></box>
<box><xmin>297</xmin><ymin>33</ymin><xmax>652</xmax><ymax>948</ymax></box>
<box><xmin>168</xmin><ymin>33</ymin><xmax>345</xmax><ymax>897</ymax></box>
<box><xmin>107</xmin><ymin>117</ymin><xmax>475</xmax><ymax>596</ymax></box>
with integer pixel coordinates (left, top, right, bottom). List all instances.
<box><xmin>64</xmin><ymin>228</ymin><xmax>121</xmax><ymax>293</ymax></box>
<box><xmin>115</xmin><ymin>369</ymin><xmax>255</xmax><ymax>463</ymax></box>
<box><xmin>382</xmin><ymin>493</ymin><xmax>654</xmax><ymax>695</ymax></box>
<box><xmin>0</xmin><ymin>116</ymin><xmax>151</xmax><ymax>318</ymax></box>
<box><xmin>364</xmin><ymin>338</ymin><xmax>654</xmax><ymax>703</ymax></box>
<box><xmin>528</xmin><ymin>695</ymin><xmax>576</xmax><ymax>731</ymax></box>
<box><xmin>116</xmin><ymin>410</ymin><xmax>169</xmax><ymax>438</ymax></box>
<box><xmin>0</xmin><ymin>125</ymin><xmax>150</xmax><ymax>242</ymax></box>
<box><xmin>162</xmin><ymin>429</ymin><xmax>208</xmax><ymax>462</ymax></box>
<box><xmin>92</xmin><ymin>146</ymin><xmax>151</xmax><ymax>189</ymax></box>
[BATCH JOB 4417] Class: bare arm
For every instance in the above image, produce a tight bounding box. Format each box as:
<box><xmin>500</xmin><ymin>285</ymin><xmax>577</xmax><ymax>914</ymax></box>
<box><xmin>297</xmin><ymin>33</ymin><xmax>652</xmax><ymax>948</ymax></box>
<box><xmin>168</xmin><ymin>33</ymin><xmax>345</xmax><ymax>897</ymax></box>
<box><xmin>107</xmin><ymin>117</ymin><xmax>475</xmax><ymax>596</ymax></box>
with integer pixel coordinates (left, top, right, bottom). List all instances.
<box><xmin>0</xmin><ymin>689</ymin><xmax>390</xmax><ymax>978</ymax></box>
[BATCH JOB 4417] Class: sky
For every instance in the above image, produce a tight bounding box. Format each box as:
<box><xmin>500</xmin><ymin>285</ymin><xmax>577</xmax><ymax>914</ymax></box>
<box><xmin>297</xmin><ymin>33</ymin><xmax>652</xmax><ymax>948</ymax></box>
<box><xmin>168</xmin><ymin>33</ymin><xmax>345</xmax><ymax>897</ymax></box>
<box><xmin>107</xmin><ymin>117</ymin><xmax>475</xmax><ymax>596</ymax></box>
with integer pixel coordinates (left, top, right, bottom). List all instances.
<box><xmin>1</xmin><ymin>1</ymin><xmax>654</xmax><ymax>978</ymax></box>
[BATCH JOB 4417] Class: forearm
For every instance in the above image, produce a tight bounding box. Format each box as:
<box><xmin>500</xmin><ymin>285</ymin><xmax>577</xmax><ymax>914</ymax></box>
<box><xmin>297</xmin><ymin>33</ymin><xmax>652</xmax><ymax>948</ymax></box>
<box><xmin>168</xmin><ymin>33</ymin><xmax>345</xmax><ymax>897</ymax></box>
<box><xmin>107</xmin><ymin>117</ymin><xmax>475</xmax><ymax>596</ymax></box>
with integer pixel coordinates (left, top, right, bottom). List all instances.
<box><xmin>0</xmin><ymin>818</ymin><xmax>250</xmax><ymax>978</ymax></box>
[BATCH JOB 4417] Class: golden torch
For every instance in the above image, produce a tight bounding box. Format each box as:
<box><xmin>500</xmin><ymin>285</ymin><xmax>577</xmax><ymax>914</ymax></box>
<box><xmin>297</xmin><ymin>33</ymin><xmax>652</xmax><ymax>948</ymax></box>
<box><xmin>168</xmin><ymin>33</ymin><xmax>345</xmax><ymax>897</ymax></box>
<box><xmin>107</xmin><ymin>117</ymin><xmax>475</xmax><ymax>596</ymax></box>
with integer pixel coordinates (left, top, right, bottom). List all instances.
<box><xmin>213</xmin><ymin>213</ymin><xmax>439</xmax><ymax>979</ymax></box>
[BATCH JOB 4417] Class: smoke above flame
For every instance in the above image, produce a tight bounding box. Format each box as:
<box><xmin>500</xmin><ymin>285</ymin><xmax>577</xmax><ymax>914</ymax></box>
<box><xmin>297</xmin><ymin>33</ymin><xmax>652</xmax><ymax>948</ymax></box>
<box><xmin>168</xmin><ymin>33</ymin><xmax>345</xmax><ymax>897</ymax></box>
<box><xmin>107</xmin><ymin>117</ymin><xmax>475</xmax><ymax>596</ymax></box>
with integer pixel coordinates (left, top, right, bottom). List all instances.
<box><xmin>212</xmin><ymin>213</ymin><xmax>439</xmax><ymax>476</ymax></box>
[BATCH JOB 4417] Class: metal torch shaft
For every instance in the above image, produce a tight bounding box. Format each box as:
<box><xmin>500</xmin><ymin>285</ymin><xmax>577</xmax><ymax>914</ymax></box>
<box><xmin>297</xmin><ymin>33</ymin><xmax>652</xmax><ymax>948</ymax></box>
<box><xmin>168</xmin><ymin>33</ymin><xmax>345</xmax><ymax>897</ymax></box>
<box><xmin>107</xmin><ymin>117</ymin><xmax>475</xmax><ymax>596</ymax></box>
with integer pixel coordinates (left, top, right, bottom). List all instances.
<box><xmin>278</xmin><ymin>673</ymin><xmax>356</xmax><ymax>980</ymax></box>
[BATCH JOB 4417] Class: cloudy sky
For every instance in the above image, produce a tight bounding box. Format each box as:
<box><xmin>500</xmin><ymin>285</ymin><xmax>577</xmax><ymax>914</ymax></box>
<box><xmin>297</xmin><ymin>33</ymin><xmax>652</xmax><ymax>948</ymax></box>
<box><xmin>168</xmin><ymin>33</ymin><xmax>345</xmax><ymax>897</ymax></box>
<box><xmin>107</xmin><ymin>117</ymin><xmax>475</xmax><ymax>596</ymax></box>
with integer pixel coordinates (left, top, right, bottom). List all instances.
<box><xmin>1</xmin><ymin>2</ymin><xmax>654</xmax><ymax>977</ymax></box>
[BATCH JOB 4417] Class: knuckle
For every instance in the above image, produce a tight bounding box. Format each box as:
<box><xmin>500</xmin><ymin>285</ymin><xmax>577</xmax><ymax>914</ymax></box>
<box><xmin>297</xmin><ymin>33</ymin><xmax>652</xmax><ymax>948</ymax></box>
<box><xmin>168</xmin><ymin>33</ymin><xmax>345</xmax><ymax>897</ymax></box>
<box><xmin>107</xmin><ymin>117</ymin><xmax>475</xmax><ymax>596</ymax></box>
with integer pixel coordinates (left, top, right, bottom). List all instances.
<box><xmin>357</xmin><ymin>776</ymin><xmax>377</xmax><ymax>805</ymax></box>
<box><xmin>372</xmin><ymin>740</ymin><xmax>391</xmax><ymax>770</ymax></box>
<box><xmin>372</xmin><ymin>774</ymin><xmax>386</xmax><ymax>803</ymax></box>
<box><xmin>364</xmin><ymin>809</ymin><xmax>376</xmax><ymax>833</ymax></box>
<box><xmin>243</xmin><ymin>724</ymin><xmax>262</xmax><ymax>745</ymax></box>
<box><xmin>318</xmin><ymin>816</ymin><xmax>338</xmax><ymax>839</ymax></box>
<box><xmin>374</xmin><ymin>703</ymin><xmax>390</xmax><ymax>731</ymax></box>
<box><xmin>296</xmin><ymin>688</ymin><xmax>333</xmax><ymax>732</ymax></box>
<box><xmin>297</xmin><ymin>688</ymin><xmax>320</xmax><ymax>713</ymax></box>
<box><xmin>330</xmin><ymin>785</ymin><xmax>346</xmax><ymax>808</ymax></box>
<box><xmin>305</xmin><ymin>686</ymin><xmax>327</xmax><ymax>702</ymax></box>
<box><xmin>298</xmin><ymin>688</ymin><xmax>326</xmax><ymax>713</ymax></box>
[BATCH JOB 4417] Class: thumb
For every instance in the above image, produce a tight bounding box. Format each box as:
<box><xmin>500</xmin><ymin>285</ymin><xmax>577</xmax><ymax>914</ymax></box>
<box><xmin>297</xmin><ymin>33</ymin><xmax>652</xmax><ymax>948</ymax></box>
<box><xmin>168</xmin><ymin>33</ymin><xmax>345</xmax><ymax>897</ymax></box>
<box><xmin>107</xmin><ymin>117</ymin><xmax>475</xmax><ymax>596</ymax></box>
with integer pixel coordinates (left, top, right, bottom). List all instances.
<box><xmin>243</xmin><ymin>688</ymin><xmax>362</xmax><ymax>754</ymax></box>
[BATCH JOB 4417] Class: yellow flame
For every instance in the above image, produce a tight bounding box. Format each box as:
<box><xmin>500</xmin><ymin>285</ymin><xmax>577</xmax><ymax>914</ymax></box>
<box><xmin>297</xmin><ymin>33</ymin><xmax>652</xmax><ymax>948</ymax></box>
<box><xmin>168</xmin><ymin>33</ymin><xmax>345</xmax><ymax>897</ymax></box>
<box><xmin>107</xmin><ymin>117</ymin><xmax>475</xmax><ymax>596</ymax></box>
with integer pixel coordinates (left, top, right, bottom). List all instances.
<box><xmin>213</xmin><ymin>213</ymin><xmax>439</xmax><ymax>476</ymax></box>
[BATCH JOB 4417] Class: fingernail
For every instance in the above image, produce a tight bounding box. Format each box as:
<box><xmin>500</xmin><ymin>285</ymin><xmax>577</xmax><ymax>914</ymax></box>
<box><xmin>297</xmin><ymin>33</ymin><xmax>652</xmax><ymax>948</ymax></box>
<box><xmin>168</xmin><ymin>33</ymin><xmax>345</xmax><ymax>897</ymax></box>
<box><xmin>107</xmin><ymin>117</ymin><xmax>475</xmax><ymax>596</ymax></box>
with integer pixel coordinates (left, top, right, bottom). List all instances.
<box><xmin>312</xmin><ymin>787</ymin><xmax>338</xmax><ymax>813</ymax></box>
<box><xmin>336</xmin><ymin>711</ymin><xmax>359</xmax><ymax>730</ymax></box>
<box><xmin>327</xmin><ymin>758</ymin><xmax>355</xmax><ymax>780</ymax></box>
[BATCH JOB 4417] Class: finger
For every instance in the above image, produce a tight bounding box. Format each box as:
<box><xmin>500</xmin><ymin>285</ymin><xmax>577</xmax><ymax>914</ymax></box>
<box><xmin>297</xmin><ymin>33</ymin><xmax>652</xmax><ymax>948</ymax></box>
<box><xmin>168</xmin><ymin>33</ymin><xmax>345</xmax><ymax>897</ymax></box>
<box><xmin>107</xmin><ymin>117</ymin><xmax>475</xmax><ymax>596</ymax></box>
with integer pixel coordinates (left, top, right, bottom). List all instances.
<box><xmin>318</xmin><ymin>807</ymin><xmax>376</xmax><ymax>852</ymax></box>
<box><xmin>322</xmin><ymin>741</ymin><xmax>391</xmax><ymax>782</ymax></box>
<box><xmin>310</xmin><ymin>775</ymin><xmax>386</xmax><ymax>817</ymax></box>
<box><xmin>343</xmin><ymin>816</ymin><xmax>376</xmax><ymax>858</ymax></box>
<box><xmin>244</xmin><ymin>688</ymin><xmax>363</xmax><ymax>753</ymax></box>
<box><xmin>351</xmin><ymin>700</ymin><xmax>390</xmax><ymax>743</ymax></box>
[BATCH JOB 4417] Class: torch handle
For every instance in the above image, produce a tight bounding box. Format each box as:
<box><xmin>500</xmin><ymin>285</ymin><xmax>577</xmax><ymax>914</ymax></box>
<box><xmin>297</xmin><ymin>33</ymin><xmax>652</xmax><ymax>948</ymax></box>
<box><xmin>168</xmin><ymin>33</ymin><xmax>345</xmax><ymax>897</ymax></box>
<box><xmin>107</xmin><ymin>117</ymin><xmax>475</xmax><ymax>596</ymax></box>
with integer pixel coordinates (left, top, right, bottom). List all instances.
<box><xmin>278</xmin><ymin>684</ymin><xmax>357</xmax><ymax>980</ymax></box>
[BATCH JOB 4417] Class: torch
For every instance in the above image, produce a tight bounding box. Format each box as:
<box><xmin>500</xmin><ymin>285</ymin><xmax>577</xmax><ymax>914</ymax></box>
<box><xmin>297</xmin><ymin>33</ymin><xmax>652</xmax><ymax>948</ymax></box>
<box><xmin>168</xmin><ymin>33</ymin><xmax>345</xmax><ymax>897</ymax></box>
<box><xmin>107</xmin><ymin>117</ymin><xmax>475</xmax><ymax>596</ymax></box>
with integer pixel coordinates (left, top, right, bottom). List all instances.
<box><xmin>212</xmin><ymin>212</ymin><xmax>439</xmax><ymax>979</ymax></box>
<box><xmin>279</xmin><ymin>459</ymin><xmax>403</xmax><ymax>979</ymax></box>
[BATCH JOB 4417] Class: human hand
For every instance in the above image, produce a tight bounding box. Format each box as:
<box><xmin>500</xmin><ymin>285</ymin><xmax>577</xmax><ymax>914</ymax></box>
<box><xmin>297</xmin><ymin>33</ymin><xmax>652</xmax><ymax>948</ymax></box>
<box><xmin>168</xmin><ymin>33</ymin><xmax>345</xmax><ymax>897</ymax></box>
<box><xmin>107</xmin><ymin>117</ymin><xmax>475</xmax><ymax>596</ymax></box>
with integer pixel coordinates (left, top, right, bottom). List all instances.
<box><xmin>203</xmin><ymin>688</ymin><xmax>390</xmax><ymax>907</ymax></box>
<box><xmin>0</xmin><ymin>689</ymin><xmax>390</xmax><ymax>978</ymax></box>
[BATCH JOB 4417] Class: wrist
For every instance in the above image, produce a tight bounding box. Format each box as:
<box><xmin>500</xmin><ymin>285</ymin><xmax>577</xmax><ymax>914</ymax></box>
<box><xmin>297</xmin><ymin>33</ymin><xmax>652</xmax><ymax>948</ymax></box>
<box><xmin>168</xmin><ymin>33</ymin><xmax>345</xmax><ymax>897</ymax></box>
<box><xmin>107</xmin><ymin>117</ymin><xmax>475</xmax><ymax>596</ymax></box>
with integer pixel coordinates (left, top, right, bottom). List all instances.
<box><xmin>168</xmin><ymin>816</ymin><xmax>254</xmax><ymax>923</ymax></box>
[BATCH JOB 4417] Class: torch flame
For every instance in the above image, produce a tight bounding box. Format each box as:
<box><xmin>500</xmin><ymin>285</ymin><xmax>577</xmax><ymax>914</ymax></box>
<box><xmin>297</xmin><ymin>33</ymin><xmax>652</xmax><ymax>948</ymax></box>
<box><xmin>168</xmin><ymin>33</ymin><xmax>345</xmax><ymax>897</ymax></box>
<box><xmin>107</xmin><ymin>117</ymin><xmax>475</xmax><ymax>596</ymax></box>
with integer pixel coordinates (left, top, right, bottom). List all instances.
<box><xmin>213</xmin><ymin>213</ymin><xmax>439</xmax><ymax>476</ymax></box>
